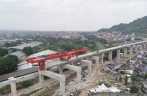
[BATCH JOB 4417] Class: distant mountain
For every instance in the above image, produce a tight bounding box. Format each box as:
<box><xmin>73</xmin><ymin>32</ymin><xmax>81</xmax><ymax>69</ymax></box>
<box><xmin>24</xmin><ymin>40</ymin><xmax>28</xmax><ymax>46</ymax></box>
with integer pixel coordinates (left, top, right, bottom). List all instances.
<box><xmin>98</xmin><ymin>15</ymin><xmax>147</xmax><ymax>34</ymax></box>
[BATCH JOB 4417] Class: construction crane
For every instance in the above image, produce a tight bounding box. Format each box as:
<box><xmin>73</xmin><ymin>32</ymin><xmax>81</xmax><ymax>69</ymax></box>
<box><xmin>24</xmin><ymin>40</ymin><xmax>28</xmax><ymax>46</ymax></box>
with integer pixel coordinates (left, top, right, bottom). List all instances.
<box><xmin>26</xmin><ymin>47</ymin><xmax>88</xmax><ymax>70</ymax></box>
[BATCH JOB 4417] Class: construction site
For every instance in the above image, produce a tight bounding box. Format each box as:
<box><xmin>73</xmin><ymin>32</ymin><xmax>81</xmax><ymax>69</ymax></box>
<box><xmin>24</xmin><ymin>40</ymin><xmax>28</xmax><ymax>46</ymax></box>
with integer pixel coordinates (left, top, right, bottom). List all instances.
<box><xmin>1</xmin><ymin>40</ymin><xmax>147</xmax><ymax>96</ymax></box>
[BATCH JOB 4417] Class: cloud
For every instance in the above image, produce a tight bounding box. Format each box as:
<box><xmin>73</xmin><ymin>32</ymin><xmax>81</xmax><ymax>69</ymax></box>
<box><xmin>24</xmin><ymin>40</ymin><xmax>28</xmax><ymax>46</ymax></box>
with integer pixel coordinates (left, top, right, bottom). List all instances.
<box><xmin>0</xmin><ymin>0</ymin><xmax>147</xmax><ymax>31</ymax></box>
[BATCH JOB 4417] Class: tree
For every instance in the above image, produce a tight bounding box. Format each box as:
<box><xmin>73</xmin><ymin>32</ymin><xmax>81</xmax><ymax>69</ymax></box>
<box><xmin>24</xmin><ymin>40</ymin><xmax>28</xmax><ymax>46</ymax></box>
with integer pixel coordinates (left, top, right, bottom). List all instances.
<box><xmin>7</xmin><ymin>55</ymin><xmax>18</xmax><ymax>62</ymax></box>
<box><xmin>119</xmin><ymin>77</ymin><xmax>122</xmax><ymax>82</ymax></box>
<box><xmin>23</xmin><ymin>46</ymin><xmax>33</xmax><ymax>56</ymax></box>
<box><xmin>0</xmin><ymin>48</ymin><xmax>7</xmax><ymax>56</ymax></box>
<box><xmin>0</xmin><ymin>56</ymin><xmax>17</xmax><ymax>75</ymax></box>
<box><xmin>130</xmin><ymin>86</ymin><xmax>139</xmax><ymax>93</ymax></box>
<box><xmin>142</xmin><ymin>73</ymin><xmax>147</xmax><ymax>80</ymax></box>
<box><xmin>131</xmin><ymin>74</ymin><xmax>140</xmax><ymax>82</ymax></box>
<box><xmin>125</xmin><ymin>75</ymin><xmax>128</xmax><ymax>85</ymax></box>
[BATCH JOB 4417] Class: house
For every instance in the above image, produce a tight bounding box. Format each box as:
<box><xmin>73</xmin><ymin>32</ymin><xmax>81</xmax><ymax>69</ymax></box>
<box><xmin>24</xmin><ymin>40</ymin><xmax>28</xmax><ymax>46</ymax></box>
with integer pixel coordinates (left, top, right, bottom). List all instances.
<box><xmin>8</xmin><ymin>41</ymin><xmax>42</xmax><ymax>53</ymax></box>
<box><xmin>141</xmin><ymin>81</ymin><xmax>147</xmax><ymax>93</ymax></box>
<box><xmin>134</xmin><ymin>68</ymin><xmax>145</xmax><ymax>76</ymax></box>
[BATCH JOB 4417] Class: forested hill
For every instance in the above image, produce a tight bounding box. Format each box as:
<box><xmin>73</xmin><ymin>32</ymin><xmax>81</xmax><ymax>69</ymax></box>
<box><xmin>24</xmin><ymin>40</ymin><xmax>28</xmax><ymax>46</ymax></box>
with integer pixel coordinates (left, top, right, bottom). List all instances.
<box><xmin>97</xmin><ymin>15</ymin><xmax>147</xmax><ymax>34</ymax></box>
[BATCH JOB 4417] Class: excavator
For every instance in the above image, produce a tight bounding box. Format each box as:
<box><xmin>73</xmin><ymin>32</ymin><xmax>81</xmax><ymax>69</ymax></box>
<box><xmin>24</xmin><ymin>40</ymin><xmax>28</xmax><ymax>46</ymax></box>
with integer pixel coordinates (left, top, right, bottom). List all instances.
<box><xmin>26</xmin><ymin>47</ymin><xmax>88</xmax><ymax>70</ymax></box>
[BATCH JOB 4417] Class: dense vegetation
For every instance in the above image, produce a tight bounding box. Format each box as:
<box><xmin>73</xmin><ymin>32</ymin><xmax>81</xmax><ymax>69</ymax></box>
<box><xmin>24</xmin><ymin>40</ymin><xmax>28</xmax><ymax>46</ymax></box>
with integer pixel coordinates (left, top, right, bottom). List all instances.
<box><xmin>0</xmin><ymin>48</ymin><xmax>7</xmax><ymax>57</ymax></box>
<box><xmin>4</xmin><ymin>40</ymin><xmax>21</xmax><ymax>47</ymax></box>
<box><xmin>34</xmin><ymin>34</ymin><xmax>107</xmax><ymax>52</ymax></box>
<box><xmin>98</xmin><ymin>15</ymin><xmax>147</xmax><ymax>34</ymax></box>
<box><xmin>0</xmin><ymin>55</ymin><xmax>18</xmax><ymax>75</ymax></box>
<box><xmin>23</xmin><ymin>46</ymin><xmax>33</xmax><ymax>56</ymax></box>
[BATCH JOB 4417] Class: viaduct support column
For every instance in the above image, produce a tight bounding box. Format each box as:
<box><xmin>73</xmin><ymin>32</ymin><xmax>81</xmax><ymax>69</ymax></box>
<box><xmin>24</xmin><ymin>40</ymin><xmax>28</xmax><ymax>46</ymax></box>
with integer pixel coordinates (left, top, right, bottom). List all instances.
<box><xmin>143</xmin><ymin>43</ymin><xmax>146</xmax><ymax>49</ymax></box>
<box><xmin>58</xmin><ymin>65</ymin><xmax>63</xmax><ymax>74</ymax></box>
<box><xmin>129</xmin><ymin>45</ymin><xmax>133</xmax><ymax>56</ymax></box>
<box><xmin>99</xmin><ymin>53</ymin><xmax>104</xmax><ymax>63</ymax></box>
<box><xmin>140</xmin><ymin>44</ymin><xmax>143</xmax><ymax>51</ymax></box>
<box><xmin>8</xmin><ymin>77</ymin><xmax>17</xmax><ymax>96</ymax></box>
<box><xmin>124</xmin><ymin>47</ymin><xmax>127</xmax><ymax>57</ymax></box>
<box><xmin>92</xmin><ymin>56</ymin><xmax>99</xmax><ymax>67</ymax></box>
<box><xmin>40</xmin><ymin>70</ymin><xmax>65</xmax><ymax>94</ymax></box>
<box><xmin>80</xmin><ymin>60</ymin><xmax>92</xmax><ymax>74</ymax></box>
<box><xmin>63</xmin><ymin>65</ymin><xmax>81</xmax><ymax>83</ymax></box>
<box><xmin>38</xmin><ymin>70</ymin><xmax>44</xmax><ymax>84</ymax></box>
<box><xmin>117</xmin><ymin>49</ymin><xmax>120</xmax><ymax>59</ymax></box>
<box><xmin>109</xmin><ymin>51</ymin><xmax>112</xmax><ymax>61</ymax></box>
<box><xmin>134</xmin><ymin>45</ymin><xmax>138</xmax><ymax>52</ymax></box>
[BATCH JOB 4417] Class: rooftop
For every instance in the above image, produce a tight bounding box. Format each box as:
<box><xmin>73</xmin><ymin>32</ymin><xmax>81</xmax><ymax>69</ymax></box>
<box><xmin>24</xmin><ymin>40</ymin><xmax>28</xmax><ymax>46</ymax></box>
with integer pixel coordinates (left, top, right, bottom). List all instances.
<box><xmin>8</xmin><ymin>51</ymin><xmax>26</xmax><ymax>59</ymax></box>
<box><xmin>0</xmin><ymin>67</ymin><xmax>38</xmax><ymax>82</ymax></box>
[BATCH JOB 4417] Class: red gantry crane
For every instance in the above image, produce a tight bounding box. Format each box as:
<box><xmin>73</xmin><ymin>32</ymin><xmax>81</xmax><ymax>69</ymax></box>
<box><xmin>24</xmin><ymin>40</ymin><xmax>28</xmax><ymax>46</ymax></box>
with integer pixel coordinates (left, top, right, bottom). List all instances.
<box><xmin>26</xmin><ymin>47</ymin><xmax>88</xmax><ymax>70</ymax></box>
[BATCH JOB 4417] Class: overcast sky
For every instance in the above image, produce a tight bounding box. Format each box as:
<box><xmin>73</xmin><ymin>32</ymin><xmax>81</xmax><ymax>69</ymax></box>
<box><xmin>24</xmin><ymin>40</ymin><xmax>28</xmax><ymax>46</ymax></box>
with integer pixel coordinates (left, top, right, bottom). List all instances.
<box><xmin>0</xmin><ymin>0</ymin><xmax>147</xmax><ymax>31</ymax></box>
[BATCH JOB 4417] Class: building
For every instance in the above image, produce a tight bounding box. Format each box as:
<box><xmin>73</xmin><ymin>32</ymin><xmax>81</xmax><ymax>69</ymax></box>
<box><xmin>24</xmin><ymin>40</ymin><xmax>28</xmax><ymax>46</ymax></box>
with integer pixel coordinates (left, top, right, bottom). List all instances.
<box><xmin>8</xmin><ymin>51</ymin><xmax>26</xmax><ymax>62</ymax></box>
<box><xmin>8</xmin><ymin>41</ymin><xmax>42</xmax><ymax>53</ymax></box>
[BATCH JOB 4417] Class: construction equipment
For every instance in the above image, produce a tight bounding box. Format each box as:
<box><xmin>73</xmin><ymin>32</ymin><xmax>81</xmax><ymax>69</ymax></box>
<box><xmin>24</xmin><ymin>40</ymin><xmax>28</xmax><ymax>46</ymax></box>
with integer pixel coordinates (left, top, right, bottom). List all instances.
<box><xmin>26</xmin><ymin>47</ymin><xmax>88</xmax><ymax>70</ymax></box>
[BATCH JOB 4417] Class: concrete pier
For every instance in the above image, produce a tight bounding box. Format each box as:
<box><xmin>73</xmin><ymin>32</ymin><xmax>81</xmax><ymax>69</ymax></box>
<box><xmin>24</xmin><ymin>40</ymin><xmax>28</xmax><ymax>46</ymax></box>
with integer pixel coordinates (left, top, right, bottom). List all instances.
<box><xmin>123</xmin><ymin>47</ymin><xmax>127</xmax><ymax>57</ymax></box>
<box><xmin>117</xmin><ymin>49</ymin><xmax>120</xmax><ymax>59</ymax></box>
<box><xmin>58</xmin><ymin>65</ymin><xmax>63</xmax><ymax>74</ymax></box>
<box><xmin>99</xmin><ymin>53</ymin><xmax>104</xmax><ymax>63</ymax></box>
<box><xmin>129</xmin><ymin>45</ymin><xmax>133</xmax><ymax>56</ymax></box>
<box><xmin>92</xmin><ymin>56</ymin><xmax>99</xmax><ymax>67</ymax></box>
<box><xmin>80</xmin><ymin>60</ymin><xmax>92</xmax><ymax>74</ymax></box>
<box><xmin>109</xmin><ymin>51</ymin><xmax>112</xmax><ymax>61</ymax></box>
<box><xmin>39</xmin><ymin>70</ymin><xmax>66</xmax><ymax>94</ymax></box>
<box><xmin>63</xmin><ymin>64</ymin><xmax>81</xmax><ymax>83</ymax></box>
<box><xmin>8</xmin><ymin>77</ymin><xmax>17</xmax><ymax>96</ymax></box>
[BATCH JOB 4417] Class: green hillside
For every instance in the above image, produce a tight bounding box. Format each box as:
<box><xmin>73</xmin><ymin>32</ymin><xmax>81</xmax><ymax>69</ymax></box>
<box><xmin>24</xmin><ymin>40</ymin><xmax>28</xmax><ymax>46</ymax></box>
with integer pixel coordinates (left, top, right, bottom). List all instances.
<box><xmin>98</xmin><ymin>15</ymin><xmax>147</xmax><ymax>35</ymax></box>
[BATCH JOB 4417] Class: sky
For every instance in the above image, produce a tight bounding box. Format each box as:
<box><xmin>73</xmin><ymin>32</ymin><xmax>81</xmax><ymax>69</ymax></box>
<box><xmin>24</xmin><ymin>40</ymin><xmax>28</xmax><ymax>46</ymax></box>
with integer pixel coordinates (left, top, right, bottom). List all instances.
<box><xmin>0</xmin><ymin>0</ymin><xmax>147</xmax><ymax>31</ymax></box>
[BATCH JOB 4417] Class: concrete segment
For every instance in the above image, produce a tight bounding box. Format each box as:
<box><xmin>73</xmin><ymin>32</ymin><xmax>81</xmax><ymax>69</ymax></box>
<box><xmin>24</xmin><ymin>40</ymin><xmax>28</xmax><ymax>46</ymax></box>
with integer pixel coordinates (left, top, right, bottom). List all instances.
<box><xmin>63</xmin><ymin>64</ymin><xmax>81</xmax><ymax>83</ymax></box>
<box><xmin>92</xmin><ymin>56</ymin><xmax>99</xmax><ymax>67</ymax></box>
<box><xmin>8</xmin><ymin>77</ymin><xmax>17</xmax><ymax>96</ymax></box>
